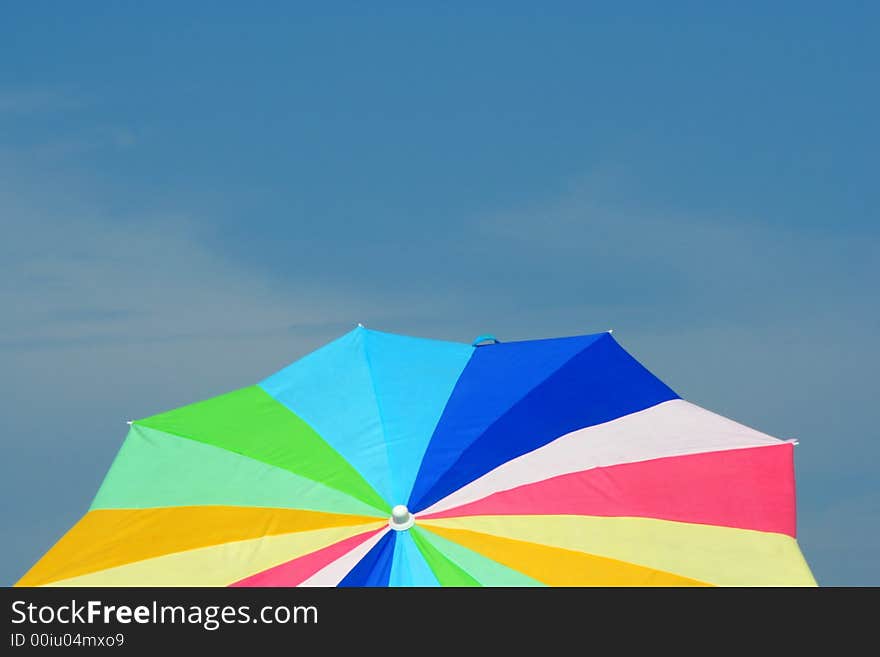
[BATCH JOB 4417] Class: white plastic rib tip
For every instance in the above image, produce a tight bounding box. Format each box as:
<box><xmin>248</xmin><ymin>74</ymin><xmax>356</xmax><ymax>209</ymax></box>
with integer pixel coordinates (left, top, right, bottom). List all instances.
<box><xmin>126</xmin><ymin>420</ymin><xmax>133</xmax><ymax>425</ymax></box>
<box><xmin>357</xmin><ymin>322</ymin><xmax>365</xmax><ymax>328</ymax></box>
<box><xmin>389</xmin><ymin>504</ymin><xmax>415</xmax><ymax>531</ymax></box>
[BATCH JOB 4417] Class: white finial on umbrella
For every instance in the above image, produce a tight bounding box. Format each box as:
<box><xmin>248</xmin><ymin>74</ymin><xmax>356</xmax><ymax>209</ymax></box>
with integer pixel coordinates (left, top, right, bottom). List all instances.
<box><xmin>389</xmin><ymin>504</ymin><xmax>414</xmax><ymax>531</ymax></box>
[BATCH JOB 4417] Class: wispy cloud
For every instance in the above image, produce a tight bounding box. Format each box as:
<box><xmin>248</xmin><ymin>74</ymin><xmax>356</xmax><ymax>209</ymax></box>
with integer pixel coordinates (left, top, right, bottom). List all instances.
<box><xmin>0</xmin><ymin>86</ymin><xmax>86</xmax><ymax>114</ymax></box>
<box><xmin>0</xmin><ymin>203</ymin><xmax>371</xmax><ymax>355</ymax></box>
<box><xmin>473</xmin><ymin>169</ymin><xmax>879</xmax><ymax>328</ymax></box>
<box><xmin>0</xmin><ymin>145</ymin><xmax>455</xmax><ymax>372</ymax></box>
<box><xmin>102</xmin><ymin>126</ymin><xmax>138</xmax><ymax>149</ymax></box>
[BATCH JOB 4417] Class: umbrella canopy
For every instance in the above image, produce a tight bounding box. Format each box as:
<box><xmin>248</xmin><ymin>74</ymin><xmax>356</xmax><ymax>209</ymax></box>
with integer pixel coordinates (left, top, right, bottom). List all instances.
<box><xmin>18</xmin><ymin>327</ymin><xmax>816</xmax><ymax>587</ymax></box>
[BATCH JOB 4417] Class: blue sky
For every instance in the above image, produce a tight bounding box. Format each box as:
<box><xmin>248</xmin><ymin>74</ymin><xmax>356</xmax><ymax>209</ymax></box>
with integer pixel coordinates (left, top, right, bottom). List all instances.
<box><xmin>1</xmin><ymin>3</ymin><xmax>877</xmax><ymax>585</ymax></box>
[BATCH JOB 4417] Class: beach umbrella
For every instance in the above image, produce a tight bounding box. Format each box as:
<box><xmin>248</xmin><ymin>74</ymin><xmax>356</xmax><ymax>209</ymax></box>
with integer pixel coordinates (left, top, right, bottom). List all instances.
<box><xmin>18</xmin><ymin>326</ymin><xmax>816</xmax><ymax>586</ymax></box>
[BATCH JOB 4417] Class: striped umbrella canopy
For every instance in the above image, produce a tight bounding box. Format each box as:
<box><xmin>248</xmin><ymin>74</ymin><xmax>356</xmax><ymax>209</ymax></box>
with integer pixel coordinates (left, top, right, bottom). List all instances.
<box><xmin>18</xmin><ymin>327</ymin><xmax>816</xmax><ymax>587</ymax></box>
